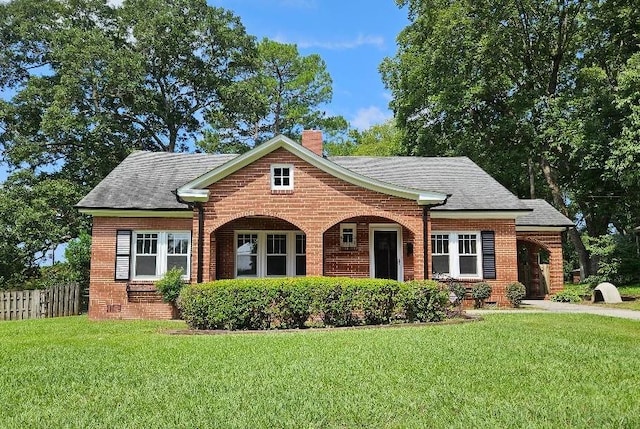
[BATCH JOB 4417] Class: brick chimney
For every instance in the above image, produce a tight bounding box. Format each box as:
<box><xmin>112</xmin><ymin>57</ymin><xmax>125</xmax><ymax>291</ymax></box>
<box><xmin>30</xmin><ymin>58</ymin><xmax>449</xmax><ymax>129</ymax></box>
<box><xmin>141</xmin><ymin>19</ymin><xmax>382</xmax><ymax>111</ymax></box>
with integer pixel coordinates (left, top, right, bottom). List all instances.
<box><xmin>301</xmin><ymin>129</ymin><xmax>323</xmax><ymax>156</ymax></box>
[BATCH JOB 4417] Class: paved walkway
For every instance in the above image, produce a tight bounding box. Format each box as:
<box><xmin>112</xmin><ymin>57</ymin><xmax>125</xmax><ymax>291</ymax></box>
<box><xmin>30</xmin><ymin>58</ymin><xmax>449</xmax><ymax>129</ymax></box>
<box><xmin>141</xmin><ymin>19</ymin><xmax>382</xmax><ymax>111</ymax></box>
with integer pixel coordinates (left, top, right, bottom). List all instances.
<box><xmin>521</xmin><ymin>299</ymin><xmax>640</xmax><ymax>320</ymax></box>
<box><xmin>468</xmin><ymin>300</ymin><xmax>640</xmax><ymax>321</ymax></box>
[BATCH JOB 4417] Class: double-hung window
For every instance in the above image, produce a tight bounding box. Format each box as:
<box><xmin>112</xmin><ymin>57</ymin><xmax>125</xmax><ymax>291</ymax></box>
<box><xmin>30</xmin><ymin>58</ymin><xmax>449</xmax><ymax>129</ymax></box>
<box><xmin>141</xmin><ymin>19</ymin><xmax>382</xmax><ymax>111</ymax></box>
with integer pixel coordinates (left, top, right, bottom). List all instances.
<box><xmin>235</xmin><ymin>231</ymin><xmax>305</xmax><ymax>277</ymax></box>
<box><xmin>132</xmin><ymin>231</ymin><xmax>191</xmax><ymax>280</ymax></box>
<box><xmin>431</xmin><ymin>232</ymin><xmax>481</xmax><ymax>279</ymax></box>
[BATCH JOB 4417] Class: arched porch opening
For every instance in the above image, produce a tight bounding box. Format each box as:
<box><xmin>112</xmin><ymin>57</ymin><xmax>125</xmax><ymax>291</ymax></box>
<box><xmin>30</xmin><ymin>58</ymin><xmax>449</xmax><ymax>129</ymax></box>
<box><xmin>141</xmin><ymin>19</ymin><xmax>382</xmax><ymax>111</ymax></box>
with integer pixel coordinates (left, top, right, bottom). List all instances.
<box><xmin>517</xmin><ymin>238</ymin><xmax>551</xmax><ymax>298</ymax></box>
<box><xmin>209</xmin><ymin>215</ymin><xmax>306</xmax><ymax>280</ymax></box>
<box><xmin>323</xmin><ymin>215</ymin><xmax>417</xmax><ymax>281</ymax></box>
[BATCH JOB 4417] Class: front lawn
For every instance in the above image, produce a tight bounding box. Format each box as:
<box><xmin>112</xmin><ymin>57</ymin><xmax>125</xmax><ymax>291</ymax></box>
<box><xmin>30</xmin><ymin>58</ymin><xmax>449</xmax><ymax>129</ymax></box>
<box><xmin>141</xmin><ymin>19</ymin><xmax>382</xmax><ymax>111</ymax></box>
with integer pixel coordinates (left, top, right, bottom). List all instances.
<box><xmin>1</xmin><ymin>315</ymin><xmax>639</xmax><ymax>428</ymax></box>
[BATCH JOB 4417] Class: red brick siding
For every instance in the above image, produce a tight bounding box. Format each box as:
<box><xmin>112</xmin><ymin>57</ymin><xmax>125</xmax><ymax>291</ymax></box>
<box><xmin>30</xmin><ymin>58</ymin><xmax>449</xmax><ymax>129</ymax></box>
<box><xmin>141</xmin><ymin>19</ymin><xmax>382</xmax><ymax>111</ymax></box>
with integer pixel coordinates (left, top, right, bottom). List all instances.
<box><xmin>431</xmin><ymin>218</ymin><xmax>518</xmax><ymax>305</ymax></box>
<box><xmin>214</xmin><ymin>217</ymin><xmax>299</xmax><ymax>280</ymax></box>
<box><xmin>88</xmin><ymin>217</ymin><xmax>192</xmax><ymax>320</ymax></box>
<box><xmin>200</xmin><ymin>148</ymin><xmax>425</xmax><ymax>282</ymax></box>
<box><xmin>323</xmin><ymin>216</ymin><xmax>415</xmax><ymax>281</ymax></box>
<box><xmin>516</xmin><ymin>231</ymin><xmax>564</xmax><ymax>296</ymax></box>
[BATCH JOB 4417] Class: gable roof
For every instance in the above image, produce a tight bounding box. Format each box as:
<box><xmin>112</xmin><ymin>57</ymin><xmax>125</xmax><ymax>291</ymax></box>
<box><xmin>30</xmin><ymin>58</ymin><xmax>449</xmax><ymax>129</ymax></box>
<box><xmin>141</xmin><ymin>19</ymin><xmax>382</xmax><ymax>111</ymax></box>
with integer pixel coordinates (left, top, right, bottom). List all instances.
<box><xmin>516</xmin><ymin>199</ymin><xmax>574</xmax><ymax>228</ymax></box>
<box><xmin>176</xmin><ymin>135</ymin><xmax>449</xmax><ymax>205</ymax></box>
<box><xmin>77</xmin><ymin>135</ymin><xmax>531</xmax><ymax>214</ymax></box>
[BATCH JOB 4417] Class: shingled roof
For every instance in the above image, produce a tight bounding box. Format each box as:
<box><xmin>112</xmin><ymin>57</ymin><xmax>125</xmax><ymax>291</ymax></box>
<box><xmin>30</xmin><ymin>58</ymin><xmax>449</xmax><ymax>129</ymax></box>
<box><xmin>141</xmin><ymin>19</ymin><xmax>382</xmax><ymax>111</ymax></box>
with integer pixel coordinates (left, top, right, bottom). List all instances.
<box><xmin>329</xmin><ymin>156</ymin><xmax>528</xmax><ymax>211</ymax></box>
<box><xmin>77</xmin><ymin>149</ymin><xmax>534</xmax><ymax>214</ymax></box>
<box><xmin>516</xmin><ymin>199</ymin><xmax>574</xmax><ymax>227</ymax></box>
<box><xmin>76</xmin><ymin>151</ymin><xmax>237</xmax><ymax>210</ymax></box>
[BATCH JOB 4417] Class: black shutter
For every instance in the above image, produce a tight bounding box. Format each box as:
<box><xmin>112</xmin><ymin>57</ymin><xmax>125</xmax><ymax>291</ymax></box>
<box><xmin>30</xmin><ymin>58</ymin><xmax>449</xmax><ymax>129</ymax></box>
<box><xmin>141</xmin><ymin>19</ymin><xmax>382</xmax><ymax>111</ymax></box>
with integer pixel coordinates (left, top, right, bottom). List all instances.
<box><xmin>481</xmin><ymin>230</ymin><xmax>496</xmax><ymax>279</ymax></box>
<box><xmin>115</xmin><ymin>230</ymin><xmax>132</xmax><ymax>280</ymax></box>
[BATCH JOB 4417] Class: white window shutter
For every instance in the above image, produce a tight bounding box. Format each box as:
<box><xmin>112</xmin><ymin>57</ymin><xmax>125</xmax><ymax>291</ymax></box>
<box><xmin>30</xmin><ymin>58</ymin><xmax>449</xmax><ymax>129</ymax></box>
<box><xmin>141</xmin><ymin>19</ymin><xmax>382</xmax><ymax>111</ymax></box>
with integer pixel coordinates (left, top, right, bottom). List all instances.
<box><xmin>115</xmin><ymin>230</ymin><xmax>132</xmax><ymax>280</ymax></box>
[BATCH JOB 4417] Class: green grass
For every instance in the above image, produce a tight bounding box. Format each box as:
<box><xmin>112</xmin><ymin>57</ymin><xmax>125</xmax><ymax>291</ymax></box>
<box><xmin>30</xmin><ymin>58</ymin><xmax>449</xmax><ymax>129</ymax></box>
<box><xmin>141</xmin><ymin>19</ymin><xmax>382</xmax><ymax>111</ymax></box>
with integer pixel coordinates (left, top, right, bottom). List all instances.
<box><xmin>1</xmin><ymin>315</ymin><xmax>639</xmax><ymax>428</ymax></box>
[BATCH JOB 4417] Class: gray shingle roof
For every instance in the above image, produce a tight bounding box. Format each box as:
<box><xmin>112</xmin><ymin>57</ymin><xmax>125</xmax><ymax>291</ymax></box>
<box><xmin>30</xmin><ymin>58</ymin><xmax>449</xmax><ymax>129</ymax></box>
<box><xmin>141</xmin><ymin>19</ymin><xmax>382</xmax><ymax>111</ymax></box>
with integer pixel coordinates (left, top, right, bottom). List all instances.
<box><xmin>329</xmin><ymin>156</ymin><xmax>529</xmax><ymax>211</ymax></box>
<box><xmin>516</xmin><ymin>199</ymin><xmax>574</xmax><ymax>227</ymax></box>
<box><xmin>77</xmin><ymin>150</ymin><xmax>531</xmax><ymax>213</ymax></box>
<box><xmin>76</xmin><ymin>151</ymin><xmax>237</xmax><ymax>210</ymax></box>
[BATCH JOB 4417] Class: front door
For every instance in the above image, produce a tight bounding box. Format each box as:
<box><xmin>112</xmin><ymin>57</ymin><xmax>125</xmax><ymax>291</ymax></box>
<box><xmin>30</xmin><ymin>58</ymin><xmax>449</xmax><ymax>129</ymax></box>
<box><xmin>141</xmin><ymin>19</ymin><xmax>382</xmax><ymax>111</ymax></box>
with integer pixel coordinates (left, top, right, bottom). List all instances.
<box><xmin>371</xmin><ymin>226</ymin><xmax>402</xmax><ymax>280</ymax></box>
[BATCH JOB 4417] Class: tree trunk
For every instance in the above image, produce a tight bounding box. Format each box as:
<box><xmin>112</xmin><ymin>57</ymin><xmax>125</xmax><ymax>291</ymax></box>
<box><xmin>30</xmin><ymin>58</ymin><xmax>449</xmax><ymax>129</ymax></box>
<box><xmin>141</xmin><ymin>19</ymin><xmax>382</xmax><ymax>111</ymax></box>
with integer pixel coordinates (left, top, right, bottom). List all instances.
<box><xmin>527</xmin><ymin>157</ymin><xmax>536</xmax><ymax>199</ymax></box>
<box><xmin>540</xmin><ymin>155</ymin><xmax>592</xmax><ymax>278</ymax></box>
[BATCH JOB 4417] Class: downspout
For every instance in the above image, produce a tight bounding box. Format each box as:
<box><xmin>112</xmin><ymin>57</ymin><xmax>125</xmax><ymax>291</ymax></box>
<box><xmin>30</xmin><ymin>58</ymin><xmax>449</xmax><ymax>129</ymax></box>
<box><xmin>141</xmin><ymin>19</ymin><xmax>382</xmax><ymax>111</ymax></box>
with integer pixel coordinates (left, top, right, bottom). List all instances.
<box><xmin>175</xmin><ymin>193</ymin><xmax>204</xmax><ymax>284</ymax></box>
<box><xmin>196</xmin><ymin>203</ymin><xmax>204</xmax><ymax>283</ymax></box>
<box><xmin>422</xmin><ymin>197</ymin><xmax>450</xmax><ymax>280</ymax></box>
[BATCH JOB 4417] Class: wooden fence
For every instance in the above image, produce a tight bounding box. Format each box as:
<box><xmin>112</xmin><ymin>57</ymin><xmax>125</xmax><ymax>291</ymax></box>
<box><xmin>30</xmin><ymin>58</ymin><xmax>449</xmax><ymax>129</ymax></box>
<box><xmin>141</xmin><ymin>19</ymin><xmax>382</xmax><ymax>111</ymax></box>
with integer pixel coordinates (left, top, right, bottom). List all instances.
<box><xmin>0</xmin><ymin>283</ymin><xmax>81</xmax><ymax>320</ymax></box>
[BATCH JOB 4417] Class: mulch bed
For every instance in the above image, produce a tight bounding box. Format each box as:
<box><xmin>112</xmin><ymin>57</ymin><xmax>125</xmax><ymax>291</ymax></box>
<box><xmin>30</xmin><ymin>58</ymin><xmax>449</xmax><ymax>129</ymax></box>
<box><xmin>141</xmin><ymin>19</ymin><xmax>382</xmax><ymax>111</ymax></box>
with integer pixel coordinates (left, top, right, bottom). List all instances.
<box><xmin>163</xmin><ymin>313</ymin><xmax>482</xmax><ymax>335</ymax></box>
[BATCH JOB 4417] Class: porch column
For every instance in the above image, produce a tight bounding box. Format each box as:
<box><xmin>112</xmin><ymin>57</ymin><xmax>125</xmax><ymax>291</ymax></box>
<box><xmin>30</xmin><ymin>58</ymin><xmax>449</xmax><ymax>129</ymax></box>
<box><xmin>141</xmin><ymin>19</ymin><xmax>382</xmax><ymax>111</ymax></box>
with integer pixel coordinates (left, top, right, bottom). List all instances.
<box><xmin>306</xmin><ymin>231</ymin><xmax>324</xmax><ymax>276</ymax></box>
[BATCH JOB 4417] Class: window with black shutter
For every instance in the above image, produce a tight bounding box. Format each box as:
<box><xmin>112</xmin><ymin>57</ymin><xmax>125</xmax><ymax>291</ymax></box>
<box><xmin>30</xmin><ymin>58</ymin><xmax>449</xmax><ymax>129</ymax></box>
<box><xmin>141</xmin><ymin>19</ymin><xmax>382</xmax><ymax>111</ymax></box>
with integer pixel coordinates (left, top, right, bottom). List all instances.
<box><xmin>481</xmin><ymin>230</ymin><xmax>496</xmax><ymax>279</ymax></box>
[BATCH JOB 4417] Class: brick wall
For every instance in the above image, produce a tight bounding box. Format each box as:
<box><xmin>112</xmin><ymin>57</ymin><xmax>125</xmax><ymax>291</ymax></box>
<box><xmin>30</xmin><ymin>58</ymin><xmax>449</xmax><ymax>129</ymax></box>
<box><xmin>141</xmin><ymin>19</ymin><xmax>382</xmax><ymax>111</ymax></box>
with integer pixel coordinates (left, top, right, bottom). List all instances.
<box><xmin>200</xmin><ymin>148</ymin><xmax>426</xmax><ymax>282</ymax></box>
<box><xmin>431</xmin><ymin>218</ymin><xmax>518</xmax><ymax>305</ymax></box>
<box><xmin>516</xmin><ymin>231</ymin><xmax>564</xmax><ymax>296</ymax></box>
<box><xmin>88</xmin><ymin>217</ymin><xmax>191</xmax><ymax>320</ymax></box>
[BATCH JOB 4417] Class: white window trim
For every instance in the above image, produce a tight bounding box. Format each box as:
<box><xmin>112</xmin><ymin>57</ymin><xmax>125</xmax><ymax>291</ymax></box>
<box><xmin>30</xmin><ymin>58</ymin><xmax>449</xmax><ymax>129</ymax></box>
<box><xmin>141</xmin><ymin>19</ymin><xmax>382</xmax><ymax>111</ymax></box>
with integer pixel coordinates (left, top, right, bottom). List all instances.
<box><xmin>234</xmin><ymin>230</ymin><xmax>305</xmax><ymax>278</ymax></box>
<box><xmin>431</xmin><ymin>231</ymin><xmax>483</xmax><ymax>280</ymax></box>
<box><xmin>270</xmin><ymin>163</ymin><xmax>294</xmax><ymax>190</ymax></box>
<box><xmin>131</xmin><ymin>231</ymin><xmax>191</xmax><ymax>281</ymax></box>
<box><xmin>369</xmin><ymin>223</ymin><xmax>403</xmax><ymax>280</ymax></box>
<box><xmin>340</xmin><ymin>223</ymin><xmax>357</xmax><ymax>248</ymax></box>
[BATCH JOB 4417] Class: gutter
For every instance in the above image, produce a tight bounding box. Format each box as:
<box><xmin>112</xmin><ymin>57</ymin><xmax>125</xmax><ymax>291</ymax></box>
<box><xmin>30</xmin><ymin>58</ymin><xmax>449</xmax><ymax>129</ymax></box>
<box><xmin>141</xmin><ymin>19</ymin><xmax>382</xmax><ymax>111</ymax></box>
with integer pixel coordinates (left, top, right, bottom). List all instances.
<box><xmin>175</xmin><ymin>193</ymin><xmax>204</xmax><ymax>284</ymax></box>
<box><xmin>422</xmin><ymin>196</ymin><xmax>450</xmax><ymax>280</ymax></box>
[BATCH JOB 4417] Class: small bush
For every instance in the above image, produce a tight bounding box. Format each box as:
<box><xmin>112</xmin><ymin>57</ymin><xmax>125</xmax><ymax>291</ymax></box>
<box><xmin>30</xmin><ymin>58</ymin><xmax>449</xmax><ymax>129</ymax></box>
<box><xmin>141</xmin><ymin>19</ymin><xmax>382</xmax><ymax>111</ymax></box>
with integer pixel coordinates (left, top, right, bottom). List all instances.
<box><xmin>505</xmin><ymin>282</ymin><xmax>526</xmax><ymax>307</ymax></box>
<box><xmin>550</xmin><ymin>290</ymin><xmax>582</xmax><ymax>303</ymax></box>
<box><xmin>178</xmin><ymin>277</ymin><xmax>449</xmax><ymax>330</ymax></box>
<box><xmin>155</xmin><ymin>267</ymin><xmax>186</xmax><ymax>303</ymax></box>
<box><xmin>471</xmin><ymin>282</ymin><xmax>492</xmax><ymax>308</ymax></box>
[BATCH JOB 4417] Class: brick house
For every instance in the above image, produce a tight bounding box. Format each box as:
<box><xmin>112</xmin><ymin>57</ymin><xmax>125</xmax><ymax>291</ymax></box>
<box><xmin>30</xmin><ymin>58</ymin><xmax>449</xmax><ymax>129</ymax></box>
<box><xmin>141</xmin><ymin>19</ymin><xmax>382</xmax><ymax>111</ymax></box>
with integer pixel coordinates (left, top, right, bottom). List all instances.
<box><xmin>77</xmin><ymin>131</ymin><xmax>574</xmax><ymax>319</ymax></box>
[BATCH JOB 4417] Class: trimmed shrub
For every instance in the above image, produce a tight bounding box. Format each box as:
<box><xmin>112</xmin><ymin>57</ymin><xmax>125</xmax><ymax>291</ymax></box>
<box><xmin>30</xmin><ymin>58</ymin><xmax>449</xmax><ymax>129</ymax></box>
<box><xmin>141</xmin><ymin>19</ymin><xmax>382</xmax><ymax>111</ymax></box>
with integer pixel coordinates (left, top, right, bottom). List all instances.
<box><xmin>472</xmin><ymin>282</ymin><xmax>492</xmax><ymax>308</ymax></box>
<box><xmin>505</xmin><ymin>282</ymin><xmax>526</xmax><ymax>308</ymax></box>
<box><xmin>155</xmin><ymin>267</ymin><xmax>186</xmax><ymax>303</ymax></box>
<box><xmin>396</xmin><ymin>281</ymin><xmax>448</xmax><ymax>323</ymax></box>
<box><xmin>550</xmin><ymin>290</ymin><xmax>582</xmax><ymax>303</ymax></box>
<box><xmin>178</xmin><ymin>277</ymin><xmax>449</xmax><ymax>330</ymax></box>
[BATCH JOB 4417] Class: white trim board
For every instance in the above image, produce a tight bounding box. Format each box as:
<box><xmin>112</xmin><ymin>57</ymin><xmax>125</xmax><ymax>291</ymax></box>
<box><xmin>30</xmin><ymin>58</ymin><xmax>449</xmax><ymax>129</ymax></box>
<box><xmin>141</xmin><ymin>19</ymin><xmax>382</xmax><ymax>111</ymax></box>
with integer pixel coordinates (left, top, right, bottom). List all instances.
<box><xmin>515</xmin><ymin>226</ymin><xmax>569</xmax><ymax>232</ymax></box>
<box><xmin>78</xmin><ymin>209</ymin><xmax>193</xmax><ymax>218</ymax></box>
<box><xmin>430</xmin><ymin>210</ymin><xmax>531</xmax><ymax>219</ymax></box>
<box><xmin>369</xmin><ymin>224</ymin><xmax>403</xmax><ymax>281</ymax></box>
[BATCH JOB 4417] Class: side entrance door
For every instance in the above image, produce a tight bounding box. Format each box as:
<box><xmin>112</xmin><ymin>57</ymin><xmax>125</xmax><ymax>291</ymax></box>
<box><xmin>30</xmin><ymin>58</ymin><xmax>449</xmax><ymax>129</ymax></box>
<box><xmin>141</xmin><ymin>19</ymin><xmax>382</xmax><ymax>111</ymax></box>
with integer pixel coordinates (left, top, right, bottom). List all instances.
<box><xmin>370</xmin><ymin>225</ymin><xmax>402</xmax><ymax>280</ymax></box>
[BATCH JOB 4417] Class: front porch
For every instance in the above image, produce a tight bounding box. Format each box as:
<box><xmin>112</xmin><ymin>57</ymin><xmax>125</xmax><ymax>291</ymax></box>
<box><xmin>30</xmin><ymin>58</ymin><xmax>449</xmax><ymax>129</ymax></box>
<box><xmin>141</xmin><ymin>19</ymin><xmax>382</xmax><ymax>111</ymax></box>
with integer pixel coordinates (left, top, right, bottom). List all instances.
<box><xmin>206</xmin><ymin>215</ymin><xmax>419</xmax><ymax>282</ymax></box>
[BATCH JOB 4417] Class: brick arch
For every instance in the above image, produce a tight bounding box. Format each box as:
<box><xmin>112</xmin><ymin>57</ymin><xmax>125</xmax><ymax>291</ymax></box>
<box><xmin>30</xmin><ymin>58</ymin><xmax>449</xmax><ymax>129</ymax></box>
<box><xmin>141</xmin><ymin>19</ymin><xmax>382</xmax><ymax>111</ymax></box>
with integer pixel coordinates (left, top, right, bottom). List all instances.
<box><xmin>320</xmin><ymin>211</ymin><xmax>417</xmax><ymax>235</ymax></box>
<box><xmin>208</xmin><ymin>211</ymin><xmax>308</xmax><ymax>234</ymax></box>
<box><xmin>517</xmin><ymin>236</ymin><xmax>551</xmax><ymax>252</ymax></box>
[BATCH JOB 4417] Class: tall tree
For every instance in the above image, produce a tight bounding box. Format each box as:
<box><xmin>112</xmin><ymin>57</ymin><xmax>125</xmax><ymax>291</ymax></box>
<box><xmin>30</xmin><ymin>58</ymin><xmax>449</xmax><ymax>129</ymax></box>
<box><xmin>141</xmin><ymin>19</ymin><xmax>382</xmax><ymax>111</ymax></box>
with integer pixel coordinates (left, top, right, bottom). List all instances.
<box><xmin>381</xmin><ymin>0</ymin><xmax>640</xmax><ymax>276</ymax></box>
<box><xmin>0</xmin><ymin>0</ymin><xmax>258</xmax><ymax>286</ymax></box>
<box><xmin>201</xmin><ymin>38</ymin><xmax>348</xmax><ymax>153</ymax></box>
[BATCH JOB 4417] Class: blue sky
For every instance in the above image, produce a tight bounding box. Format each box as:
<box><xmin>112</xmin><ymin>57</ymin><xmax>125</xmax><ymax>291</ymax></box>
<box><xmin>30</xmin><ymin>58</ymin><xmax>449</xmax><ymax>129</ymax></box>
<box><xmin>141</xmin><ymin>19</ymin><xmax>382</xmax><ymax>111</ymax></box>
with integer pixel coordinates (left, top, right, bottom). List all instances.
<box><xmin>211</xmin><ymin>0</ymin><xmax>409</xmax><ymax>130</ymax></box>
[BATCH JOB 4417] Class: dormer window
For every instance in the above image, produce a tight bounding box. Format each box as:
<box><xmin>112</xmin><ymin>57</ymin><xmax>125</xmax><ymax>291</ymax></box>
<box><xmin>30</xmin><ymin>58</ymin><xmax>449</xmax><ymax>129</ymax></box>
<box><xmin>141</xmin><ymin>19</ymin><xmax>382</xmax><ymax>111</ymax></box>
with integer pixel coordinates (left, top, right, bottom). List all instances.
<box><xmin>271</xmin><ymin>164</ymin><xmax>294</xmax><ymax>190</ymax></box>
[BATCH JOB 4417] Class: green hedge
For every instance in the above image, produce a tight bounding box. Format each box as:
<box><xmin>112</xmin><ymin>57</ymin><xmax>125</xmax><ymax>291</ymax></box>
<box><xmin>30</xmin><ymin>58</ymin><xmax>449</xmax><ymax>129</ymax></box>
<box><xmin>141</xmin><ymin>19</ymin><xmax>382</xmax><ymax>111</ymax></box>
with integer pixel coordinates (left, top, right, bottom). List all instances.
<box><xmin>178</xmin><ymin>277</ymin><xmax>449</xmax><ymax>330</ymax></box>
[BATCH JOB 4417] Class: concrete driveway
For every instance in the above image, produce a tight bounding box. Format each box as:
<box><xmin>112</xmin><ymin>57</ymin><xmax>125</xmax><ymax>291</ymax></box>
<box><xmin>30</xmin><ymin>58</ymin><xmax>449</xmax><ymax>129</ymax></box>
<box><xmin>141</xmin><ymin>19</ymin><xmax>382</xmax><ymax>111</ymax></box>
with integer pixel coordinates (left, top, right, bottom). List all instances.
<box><xmin>520</xmin><ymin>299</ymin><xmax>640</xmax><ymax>321</ymax></box>
<box><xmin>467</xmin><ymin>300</ymin><xmax>640</xmax><ymax>321</ymax></box>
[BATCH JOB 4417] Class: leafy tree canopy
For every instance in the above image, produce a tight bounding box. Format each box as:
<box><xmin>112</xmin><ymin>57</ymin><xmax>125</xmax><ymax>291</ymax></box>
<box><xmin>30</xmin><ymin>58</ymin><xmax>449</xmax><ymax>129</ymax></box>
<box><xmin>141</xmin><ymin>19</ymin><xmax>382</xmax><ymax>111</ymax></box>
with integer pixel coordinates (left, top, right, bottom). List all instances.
<box><xmin>381</xmin><ymin>0</ymin><xmax>640</xmax><ymax>276</ymax></box>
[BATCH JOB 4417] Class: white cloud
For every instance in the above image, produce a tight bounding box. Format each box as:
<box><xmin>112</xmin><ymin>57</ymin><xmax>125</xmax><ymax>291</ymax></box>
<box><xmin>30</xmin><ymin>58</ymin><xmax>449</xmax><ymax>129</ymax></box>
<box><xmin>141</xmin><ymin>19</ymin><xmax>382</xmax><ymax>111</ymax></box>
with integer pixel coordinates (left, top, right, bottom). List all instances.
<box><xmin>351</xmin><ymin>106</ymin><xmax>392</xmax><ymax>130</ymax></box>
<box><xmin>274</xmin><ymin>33</ymin><xmax>385</xmax><ymax>51</ymax></box>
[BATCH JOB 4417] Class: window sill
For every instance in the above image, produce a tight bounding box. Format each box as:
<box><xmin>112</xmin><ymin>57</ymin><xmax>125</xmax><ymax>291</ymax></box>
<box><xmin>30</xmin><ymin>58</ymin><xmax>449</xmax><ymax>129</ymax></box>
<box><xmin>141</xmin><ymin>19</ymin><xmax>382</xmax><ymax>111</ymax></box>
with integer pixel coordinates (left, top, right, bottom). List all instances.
<box><xmin>271</xmin><ymin>189</ymin><xmax>294</xmax><ymax>195</ymax></box>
